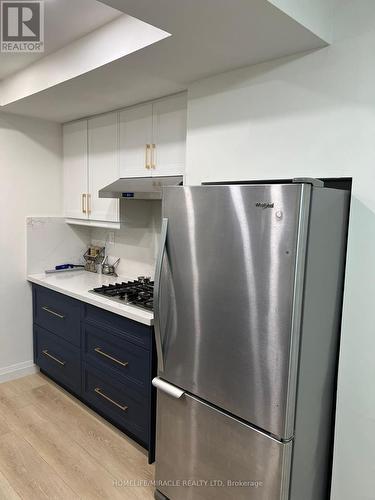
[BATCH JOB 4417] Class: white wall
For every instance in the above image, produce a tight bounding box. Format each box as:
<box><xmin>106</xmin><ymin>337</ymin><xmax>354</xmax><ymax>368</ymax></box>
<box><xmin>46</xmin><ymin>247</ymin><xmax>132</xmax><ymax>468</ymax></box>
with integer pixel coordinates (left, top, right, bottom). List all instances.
<box><xmin>186</xmin><ymin>1</ymin><xmax>375</xmax><ymax>498</ymax></box>
<box><xmin>268</xmin><ymin>0</ymin><xmax>333</xmax><ymax>41</ymax></box>
<box><xmin>0</xmin><ymin>113</ymin><xmax>62</xmax><ymax>380</ymax></box>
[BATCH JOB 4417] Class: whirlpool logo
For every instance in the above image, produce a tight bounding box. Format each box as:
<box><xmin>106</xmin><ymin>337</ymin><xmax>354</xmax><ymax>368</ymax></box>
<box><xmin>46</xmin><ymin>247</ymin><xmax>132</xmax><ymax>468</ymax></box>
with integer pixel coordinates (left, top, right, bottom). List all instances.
<box><xmin>1</xmin><ymin>0</ymin><xmax>44</xmax><ymax>53</ymax></box>
<box><xmin>255</xmin><ymin>202</ymin><xmax>275</xmax><ymax>209</ymax></box>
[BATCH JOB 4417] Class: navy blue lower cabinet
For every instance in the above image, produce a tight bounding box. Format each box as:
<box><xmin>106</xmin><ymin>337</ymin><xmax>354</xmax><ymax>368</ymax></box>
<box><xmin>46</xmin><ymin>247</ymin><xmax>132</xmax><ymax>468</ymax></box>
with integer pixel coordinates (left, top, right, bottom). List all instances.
<box><xmin>33</xmin><ymin>284</ymin><xmax>82</xmax><ymax>347</ymax></box>
<box><xmin>82</xmin><ymin>321</ymin><xmax>150</xmax><ymax>391</ymax></box>
<box><xmin>82</xmin><ymin>363</ymin><xmax>149</xmax><ymax>446</ymax></box>
<box><xmin>85</xmin><ymin>304</ymin><xmax>151</xmax><ymax>350</ymax></box>
<box><xmin>32</xmin><ymin>284</ymin><xmax>156</xmax><ymax>463</ymax></box>
<box><xmin>35</xmin><ymin>325</ymin><xmax>81</xmax><ymax>395</ymax></box>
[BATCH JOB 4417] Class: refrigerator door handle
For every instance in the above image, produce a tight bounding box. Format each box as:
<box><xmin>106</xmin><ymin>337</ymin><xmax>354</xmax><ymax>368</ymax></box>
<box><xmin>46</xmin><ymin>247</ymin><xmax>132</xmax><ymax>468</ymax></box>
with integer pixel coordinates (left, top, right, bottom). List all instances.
<box><xmin>154</xmin><ymin>217</ymin><xmax>168</xmax><ymax>373</ymax></box>
<box><xmin>152</xmin><ymin>377</ymin><xmax>185</xmax><ymax>399</ymax></box>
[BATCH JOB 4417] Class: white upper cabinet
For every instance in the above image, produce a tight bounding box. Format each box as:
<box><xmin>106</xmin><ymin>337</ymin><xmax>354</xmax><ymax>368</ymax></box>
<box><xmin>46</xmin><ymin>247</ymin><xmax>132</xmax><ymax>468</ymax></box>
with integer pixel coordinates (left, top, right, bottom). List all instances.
<box><xmin>63</xmin><ymin>120</ymin><xmax>88</xmax><ymax>220</ymax></box>
<box><xmin>88</xmin><ymin>113</ymin><xmax>120</xmax><ymax>223</ymax></box>
<box><xmin>152</xmin><ymin>94</ymin><xmax>187</xmax><ymax>176</ymax></box>
<box><xmin>119</xmin><ymin>93</ymin><xmax>187</xmax><ymax>178</ymax></box>
<box><xmin>119</xmin><ymin>103</ymin><xmax>153</xmax><ymax>178</ymax></box>
<box><xmin>63</xmin><ymin>93</ymin><xmax>187</xmax><ymax>227</ymax></box>
<box><xmin>63</xmin><ymin>114</ymin><xmax>120</xmax><ymax>227</ymax></box>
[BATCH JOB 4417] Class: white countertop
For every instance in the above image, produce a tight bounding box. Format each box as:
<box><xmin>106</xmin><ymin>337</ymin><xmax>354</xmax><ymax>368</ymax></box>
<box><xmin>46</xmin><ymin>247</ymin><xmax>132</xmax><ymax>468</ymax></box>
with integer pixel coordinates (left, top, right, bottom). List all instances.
<box><xmin>27</xmin><ymin>271</ymin><xmax>154</xmax><ymax>326</ymax></box>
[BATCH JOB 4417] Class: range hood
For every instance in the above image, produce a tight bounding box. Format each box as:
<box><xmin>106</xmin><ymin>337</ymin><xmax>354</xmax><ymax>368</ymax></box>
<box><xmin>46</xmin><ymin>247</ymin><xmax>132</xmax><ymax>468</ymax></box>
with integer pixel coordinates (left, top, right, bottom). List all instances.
<box><xmin>99</xmin><ymin>176</ymin><xmax>183</xmax><ymax>200</ymax></box>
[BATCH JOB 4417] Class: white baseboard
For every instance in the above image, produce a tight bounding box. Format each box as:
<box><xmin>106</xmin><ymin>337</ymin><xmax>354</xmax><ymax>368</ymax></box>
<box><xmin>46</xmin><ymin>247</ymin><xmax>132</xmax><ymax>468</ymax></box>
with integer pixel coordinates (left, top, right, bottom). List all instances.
<box><xmin>0</xmin><ymin>360</ymin><xmax>39</xmax><ymax>383</ymax></box>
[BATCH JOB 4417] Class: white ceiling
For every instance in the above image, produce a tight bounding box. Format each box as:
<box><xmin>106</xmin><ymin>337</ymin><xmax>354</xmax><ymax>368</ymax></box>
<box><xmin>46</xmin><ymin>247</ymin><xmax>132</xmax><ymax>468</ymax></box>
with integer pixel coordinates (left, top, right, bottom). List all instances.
<box><xmin>0</xmin><ymin>15</ymin><xmax>170</xmax><ymax>106</ymax></box>
<box><xmin>0</xmin><ymin>0</ymin><xmax>122</xmax><ymax>79</ymax></box>
<box><xmin>0</xmin><ymin>0</ymin><xmax>330</xmax><ymax>122</ymax></box>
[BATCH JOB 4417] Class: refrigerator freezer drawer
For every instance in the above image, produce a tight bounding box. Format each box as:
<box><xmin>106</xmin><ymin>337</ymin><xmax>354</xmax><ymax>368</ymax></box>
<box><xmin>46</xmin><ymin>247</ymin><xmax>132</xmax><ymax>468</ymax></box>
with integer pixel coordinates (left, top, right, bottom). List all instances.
<box><xmin>155</xmin><ymin>391</ymin><xmax>292</xmax><ymax>500</ymax></box>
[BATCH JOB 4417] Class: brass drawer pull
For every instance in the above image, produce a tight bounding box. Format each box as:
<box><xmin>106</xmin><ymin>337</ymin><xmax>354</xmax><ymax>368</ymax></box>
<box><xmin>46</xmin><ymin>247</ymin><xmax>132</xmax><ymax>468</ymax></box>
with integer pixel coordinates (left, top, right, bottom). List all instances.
<box><xmin>82</xmin><ymin>193</ymin><xmax>87</xmax><ymax>214</ymax></box>
<box><xmin>42</xmin><ymin>350</ymin><xmax>66</xmax><ymax>366</ymax></box>
<box><xmin>87</xmin><ymin>193</ymin><xmax>91</xmax><ymax>215</ymax></box>
<box><xmin>94</xmin><ymin>347</ymin><xmax>128</xmax><ymax>367</ymax></box>
<box><xmin>151</xmin><ymin>143</ymin><xmax>156</xmax><ymax>169</ymax></box>
<box><xmin>145</xmin><ymin>144</ymin><xmax>151</xmax><ymax>169</ymax></box>
<box><xmin>94</xmin><ymin>387</ymin><xmax>128</xmax><ymax>411</ymax></box>
<box><xmin>42</xmin><ymin>306</ymin><xmax>65</xmax><ymax>319</ymax></box>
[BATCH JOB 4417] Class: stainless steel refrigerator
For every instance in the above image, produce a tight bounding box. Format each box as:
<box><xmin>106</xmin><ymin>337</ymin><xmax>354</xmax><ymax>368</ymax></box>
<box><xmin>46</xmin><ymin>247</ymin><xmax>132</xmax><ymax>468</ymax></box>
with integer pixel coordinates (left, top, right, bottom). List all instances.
<box><xmin>152</xmin><ymin>180</ymin><xmax>349</xmax><ymax>500</ymax></box>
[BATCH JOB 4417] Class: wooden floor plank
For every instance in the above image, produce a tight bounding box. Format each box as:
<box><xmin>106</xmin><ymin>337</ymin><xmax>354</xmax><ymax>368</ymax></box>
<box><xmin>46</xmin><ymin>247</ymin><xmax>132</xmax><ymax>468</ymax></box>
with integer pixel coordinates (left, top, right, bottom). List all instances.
<box><xmin>0</xmin><ymin>374</ymin><xmax>155</xmax><ymax>499</ymax></box>
<box><xmin>0</xmin><ymin>376</ymin><xmax>39</xmax><ymax>411</ymax></box>
<box><xmin>10</xmin><ymin>403</ymin><xmax>144</xmax><ymax>499</ymax></box>
<box><xmin>0</xmin><ymin>470</ymin><xmax>21</xmax><ymax>500</ymax></box>
<box><xmin>0</xmin><ymin>432</ymin><xmax>78</xmax><ymax>500</ymax></box>
<box><xmin>0</xmin><ymin>417</ymin><xmax>10</xmax><ymax>437</ymax></box>
<box><xmin>3</xmin><ymin>373</ymin><xmax>48</xmax><ymax>393</ymax></box>
<box><xmin>31</xmin><ymin>383</ymin><xmax>155</xmax><ymax>480</ymax></box>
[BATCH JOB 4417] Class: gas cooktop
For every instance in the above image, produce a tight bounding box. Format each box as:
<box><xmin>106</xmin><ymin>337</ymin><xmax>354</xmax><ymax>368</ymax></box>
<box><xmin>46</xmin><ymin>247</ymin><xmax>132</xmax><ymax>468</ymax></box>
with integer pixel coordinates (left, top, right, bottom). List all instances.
<box><xmin>89</xmin><ymin>277</ymin><xmax>154</xmax><ymax>311</ymax></box>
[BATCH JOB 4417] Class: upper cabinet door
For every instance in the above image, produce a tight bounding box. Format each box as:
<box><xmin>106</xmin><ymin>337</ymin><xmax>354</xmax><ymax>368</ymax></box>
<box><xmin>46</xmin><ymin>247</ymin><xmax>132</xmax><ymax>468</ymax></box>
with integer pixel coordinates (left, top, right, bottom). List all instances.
<box><xmin>152</xmin><ymin>94</ymin><xmax>187</xmax><ymax>177</ymax></box>
<box><xmin>88</xmin><ymin>113</ymin><xmax>120</xmax><ymax>223</ymax></box>
<box><xmin>119</xmin><ymin>103</ymin><xmax>153</xmax><ymax>178</ymax></box>
<box><xmin>63</xmin><ymin>120</ymin><xmax>88</xmax><ymax>219</ymax></box>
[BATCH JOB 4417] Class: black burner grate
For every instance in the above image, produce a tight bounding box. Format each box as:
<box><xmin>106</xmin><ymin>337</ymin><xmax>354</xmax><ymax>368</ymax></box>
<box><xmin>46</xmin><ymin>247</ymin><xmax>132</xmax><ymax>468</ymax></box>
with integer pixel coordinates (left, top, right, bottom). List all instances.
<box><xmin>91</xmin><ymin>277</ymin><xmax>154</xmax><ymax>311</ymax></box>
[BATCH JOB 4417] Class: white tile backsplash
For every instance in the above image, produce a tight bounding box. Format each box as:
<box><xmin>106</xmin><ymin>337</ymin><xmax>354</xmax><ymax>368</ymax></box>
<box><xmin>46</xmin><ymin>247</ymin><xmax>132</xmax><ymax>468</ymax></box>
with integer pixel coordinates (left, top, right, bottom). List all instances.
<box><xmin>27</xmin><ymin>217</ymin><xmax>90</xmax><ymax>274</ymax></box>
<box><xmin>26</xmin><ymin>201</ymin><xmax>161</xmax><ymax>278</ymax></box>
<box><xmin>90</xmin><ymin>200</ymin><xmax>161</xmax><ymax>278</ymax></box>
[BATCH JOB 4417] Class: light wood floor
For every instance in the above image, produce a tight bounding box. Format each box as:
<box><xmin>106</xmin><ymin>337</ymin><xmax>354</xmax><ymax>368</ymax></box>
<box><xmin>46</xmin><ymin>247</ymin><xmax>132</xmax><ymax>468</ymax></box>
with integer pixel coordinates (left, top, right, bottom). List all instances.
<box><xmin>0</xmin><ymin>373</ymin><xmax>155</xmax><ymax>499</ymax></box>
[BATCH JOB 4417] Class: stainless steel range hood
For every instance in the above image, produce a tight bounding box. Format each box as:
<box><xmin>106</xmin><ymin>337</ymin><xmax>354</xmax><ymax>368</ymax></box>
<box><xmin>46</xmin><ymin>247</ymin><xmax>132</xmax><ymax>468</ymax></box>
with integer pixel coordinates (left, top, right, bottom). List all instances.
<box><xmin>99</xmin><ymin>176</ymin><xmax>183</xmax><ymax>200</ymax></box>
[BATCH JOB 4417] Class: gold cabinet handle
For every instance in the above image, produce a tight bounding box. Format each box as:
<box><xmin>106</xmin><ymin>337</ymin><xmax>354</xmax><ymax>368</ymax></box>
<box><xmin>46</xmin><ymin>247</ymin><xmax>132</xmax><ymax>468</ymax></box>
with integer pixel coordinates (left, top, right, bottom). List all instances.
<box><xmin>94</xmin><ymin>387</ymin><xmax>128</xmax><ymax>411</ymax></box>
<box><xmin>94</xmin><ymin>347</ymin><xmax>128</xmax><ymax>367</ymax></box>
<box><xmin>82</xmin><ymin>194</ymin><xmax>87</xmax><ymax>214</ymax></box>
<box><xmin>151</xmin><ymin>143</ymin><xmax>156</xmax><ymax>169</ymax></box>
<box><xmin>42</xmin><ymin>306</ymin><xmax>65</xmax><ymax>319</ymax></box>
<box><xmin>87</xmin><ymin>193</ymin><xmax>91</xmax><ymax>215</ymax></box>
<box><xmin>42</xmin><ymin>350</ymin><xmax>66</xmax><ymax>366</ymax></box>
<box><xmin>145</xmin><ymin>144</ymin><xmax>151</xmax><ymax>169</ymax></box>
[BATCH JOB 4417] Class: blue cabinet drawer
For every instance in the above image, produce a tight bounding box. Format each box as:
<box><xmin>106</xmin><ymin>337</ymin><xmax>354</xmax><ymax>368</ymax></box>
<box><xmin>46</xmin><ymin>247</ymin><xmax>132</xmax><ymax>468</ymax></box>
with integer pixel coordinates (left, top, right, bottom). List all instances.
<box><xmin>35</xmin><ymin>325</ymin><xmax>81</xmax><ymax>395</ymax></box>
<box><xmin>82</xmin><ymin>363</ymin><xmax>149</xmax><ymax>445</ymax></box>
<box><xmin>83</xmin><ymin>322</ymin><xmax>150</xmax><ymax>391</ymax></box>
<box><xmin>33</xmin><ymin>285</ymin><xmax>81</xmax><ymax>347</ymax></box>
<box><xmin>84</xmin><ymin>304</ymin><xmax>151</xmax><ymax>350</ymax></box>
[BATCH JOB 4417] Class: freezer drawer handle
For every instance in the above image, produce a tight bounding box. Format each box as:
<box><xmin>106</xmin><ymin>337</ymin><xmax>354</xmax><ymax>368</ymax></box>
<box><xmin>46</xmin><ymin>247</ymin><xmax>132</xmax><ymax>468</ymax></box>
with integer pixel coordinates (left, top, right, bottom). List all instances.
<box><xmin>152</xmin><ymin>377</ymin><xmax>185</xmax><ymax>399</ymax></box>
